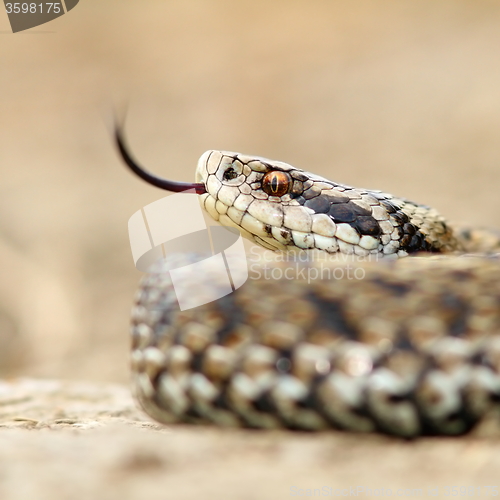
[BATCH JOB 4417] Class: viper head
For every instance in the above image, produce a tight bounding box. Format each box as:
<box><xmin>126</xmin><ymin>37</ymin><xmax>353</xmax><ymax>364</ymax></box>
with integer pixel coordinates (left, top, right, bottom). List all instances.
<box><xmin>115</xmin><ymin>121</ymin><xmax>432</xmax><ymax>257</ymax></box>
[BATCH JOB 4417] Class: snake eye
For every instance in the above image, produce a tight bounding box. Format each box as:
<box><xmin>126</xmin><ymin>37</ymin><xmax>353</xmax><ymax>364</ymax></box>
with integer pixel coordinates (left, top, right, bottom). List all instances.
<box><xmin>262</xmin><ymin>171</ymin><xmax>292</xmax><ymax>197</ymax></box>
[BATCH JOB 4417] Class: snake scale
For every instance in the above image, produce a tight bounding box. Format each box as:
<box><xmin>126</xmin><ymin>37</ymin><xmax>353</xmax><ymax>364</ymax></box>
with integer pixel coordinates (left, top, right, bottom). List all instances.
<box><xmin>116</xmin><ymin>125</ymin><xmax>500</xmax><ymax>437</ymax></box>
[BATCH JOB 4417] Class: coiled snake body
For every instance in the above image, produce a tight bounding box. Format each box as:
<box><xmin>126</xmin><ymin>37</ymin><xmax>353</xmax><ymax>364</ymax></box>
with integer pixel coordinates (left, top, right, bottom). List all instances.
<box><xmin>117</xmin><ymin>127</ymin><xmax>500</xmax><ymax>437</ymax></box>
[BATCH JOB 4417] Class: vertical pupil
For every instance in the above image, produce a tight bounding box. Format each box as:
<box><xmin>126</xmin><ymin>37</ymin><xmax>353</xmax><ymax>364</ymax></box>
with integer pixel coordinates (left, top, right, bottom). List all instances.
<box><xmin>271</xmin><ymin>175</ymin><xmax>279</xmax><ymax>193</ymax></box>
<box><xmin>262</xmin><ymin>171</ymin><xmax>291</xmax><ymax>196</ymax></box>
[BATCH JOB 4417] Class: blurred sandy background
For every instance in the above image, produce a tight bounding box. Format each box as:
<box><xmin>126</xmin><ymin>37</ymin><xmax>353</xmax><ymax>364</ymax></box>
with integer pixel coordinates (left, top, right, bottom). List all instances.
<box><xmin>1</xmin><ymin>0</ymin><xmax>500</xmax><ymax>383</ymax></box>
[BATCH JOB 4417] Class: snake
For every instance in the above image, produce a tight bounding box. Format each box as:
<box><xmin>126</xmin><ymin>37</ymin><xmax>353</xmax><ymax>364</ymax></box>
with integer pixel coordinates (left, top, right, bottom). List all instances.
<box><xmin>115</xmin><ymin>124</ymin><xmax>500</xmax><ymax>437</ymax></box>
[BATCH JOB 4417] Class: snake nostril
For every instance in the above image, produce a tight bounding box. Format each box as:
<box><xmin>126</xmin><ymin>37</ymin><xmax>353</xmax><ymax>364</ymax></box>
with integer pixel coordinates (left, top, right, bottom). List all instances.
<box><xmin>223</xmin><ymin>167</ymin><xmax>238</xmax><ymax>181</ymax></box>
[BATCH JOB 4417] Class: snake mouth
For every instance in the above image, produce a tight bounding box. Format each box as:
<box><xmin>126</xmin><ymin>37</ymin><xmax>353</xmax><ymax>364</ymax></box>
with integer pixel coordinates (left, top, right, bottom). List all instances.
<box><xmin>114</xmin><ymin>123</ymin><xmax>207</xmax><ymax>195</ymax></box>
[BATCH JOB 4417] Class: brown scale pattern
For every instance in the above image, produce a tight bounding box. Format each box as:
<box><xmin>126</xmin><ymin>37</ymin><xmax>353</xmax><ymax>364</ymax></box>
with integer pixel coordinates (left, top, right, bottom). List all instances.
<box><xmin>115</xmin><ymin>130</ymin><xmax>500</xmax><ymax>435</ymax></box>
<box><xmin>131</xmin><ymin>249</ymin><xmax>500</xmax><ymax>437</ymax></box>
<box><xmin>199</xmin><ymin>151</ymin><xmax>460</xmax><ymax>257</ymax></box>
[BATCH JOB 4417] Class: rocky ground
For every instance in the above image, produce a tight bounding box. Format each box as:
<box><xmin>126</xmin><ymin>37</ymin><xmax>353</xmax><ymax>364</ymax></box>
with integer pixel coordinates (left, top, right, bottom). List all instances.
<box><xmin>0</xmin><ymin>379</ymin><xmax>499</xmax><ymax>500</ymax></box>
